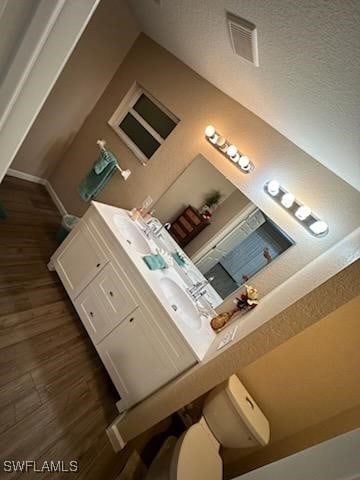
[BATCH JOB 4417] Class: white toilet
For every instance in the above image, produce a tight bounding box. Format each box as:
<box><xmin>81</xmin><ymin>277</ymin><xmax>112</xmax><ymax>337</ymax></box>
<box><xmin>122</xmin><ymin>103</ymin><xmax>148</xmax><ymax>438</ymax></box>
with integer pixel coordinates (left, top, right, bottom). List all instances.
<box><xmin>145</xmin><ymin>374</ymin><xmax>270</xmax><ymax>480</ymax></box>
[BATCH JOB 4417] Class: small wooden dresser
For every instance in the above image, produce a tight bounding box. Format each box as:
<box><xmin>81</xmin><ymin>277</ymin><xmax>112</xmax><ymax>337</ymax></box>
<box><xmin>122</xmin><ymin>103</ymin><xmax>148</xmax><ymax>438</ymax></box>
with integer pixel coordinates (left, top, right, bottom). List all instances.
<box><xmin>169</xmin><ymin>205</ymin><xmax>209</xmax><ymax>247</ymax></box>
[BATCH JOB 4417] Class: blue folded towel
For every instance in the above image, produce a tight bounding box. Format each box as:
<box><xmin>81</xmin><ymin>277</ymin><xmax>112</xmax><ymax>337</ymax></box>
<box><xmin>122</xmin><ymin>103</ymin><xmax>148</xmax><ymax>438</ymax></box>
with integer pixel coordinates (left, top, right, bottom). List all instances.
<box><xmin>172</xmin><ymin>251</ymin><xmax>186</xmax><ymax>267</ymax></box>
<box><xmin>143</xmin><ymin>254</ymin><xmax>167</xmax><ymax>270</ymax></box>
<box><xmin>79</xmin><ymin>150</ymin><xmax>118</xmax><ymax>202</ymax></box>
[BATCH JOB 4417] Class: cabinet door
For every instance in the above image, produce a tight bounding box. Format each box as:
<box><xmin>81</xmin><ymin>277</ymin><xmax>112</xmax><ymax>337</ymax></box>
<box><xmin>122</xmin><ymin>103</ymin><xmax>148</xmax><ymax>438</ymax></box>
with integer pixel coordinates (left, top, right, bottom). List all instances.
<box><xmin>97</xmin><ymin>308</ymin><xmax>176</xmax><ymax>408</ymax></box>
<box><xmin>74</xmin><ymin>284</ymin><xmax>111</xmax><ymax>344</ymax></box>
<box><xmin>54</xmin><ymin>223</ymin><xmax>108</xmax><ymax>298</ymax></box>
<box><xmin>93</xmin><ymin>264</ymin><xmax>137</xmax><ymax>328</ymax></box>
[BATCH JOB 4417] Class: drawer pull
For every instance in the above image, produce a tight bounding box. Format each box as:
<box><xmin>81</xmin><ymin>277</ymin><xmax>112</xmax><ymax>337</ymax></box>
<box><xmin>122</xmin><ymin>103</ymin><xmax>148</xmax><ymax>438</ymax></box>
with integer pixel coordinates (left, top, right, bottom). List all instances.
<box><xmin>109</xmin><ymin>291</ymin><xmax>114</xmax><ymax>297</ymax></box>
<box><xmin>129</xmin><ymin>317</ymin><xmax>134</xmax><ymax>323</ymax></box>
<box><xmin>96</xmin><ymin>263</ymin><xmax>101</xmax><ymax>268</ymax></box>
<box><xmin>89</xmin><ymin>311</ymin><xmax>94</xmax><ymax>317</ymax></box>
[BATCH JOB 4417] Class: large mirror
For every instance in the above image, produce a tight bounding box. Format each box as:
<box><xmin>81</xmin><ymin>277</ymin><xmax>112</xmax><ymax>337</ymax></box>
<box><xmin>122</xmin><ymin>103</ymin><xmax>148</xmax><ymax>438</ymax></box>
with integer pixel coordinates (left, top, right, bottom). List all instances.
<box><xmin>154</xmin><ymin>155</ymin><xmax>294</xmax><ymax>299</ymax></box>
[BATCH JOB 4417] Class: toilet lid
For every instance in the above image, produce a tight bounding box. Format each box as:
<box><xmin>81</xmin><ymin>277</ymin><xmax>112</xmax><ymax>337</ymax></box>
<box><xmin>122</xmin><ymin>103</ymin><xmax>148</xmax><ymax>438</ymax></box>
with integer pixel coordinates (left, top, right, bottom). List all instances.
<box><xmin>170</xmin><ymin>423</ymin><xmax>222</xmax><ymax>480</ymax></box>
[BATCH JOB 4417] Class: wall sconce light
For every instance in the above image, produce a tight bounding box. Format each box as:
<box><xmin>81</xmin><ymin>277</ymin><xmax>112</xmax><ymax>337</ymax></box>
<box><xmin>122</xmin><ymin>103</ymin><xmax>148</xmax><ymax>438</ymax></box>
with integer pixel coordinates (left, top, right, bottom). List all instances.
<box><xmin>204</xmin><ymin>125</ymin><xmax>254</xmax><ymax>174</ymax></box>
<box><xmin>265</xmin><ymin>180</ymin><xmax>329</xmax><ymax>237</ymax></box>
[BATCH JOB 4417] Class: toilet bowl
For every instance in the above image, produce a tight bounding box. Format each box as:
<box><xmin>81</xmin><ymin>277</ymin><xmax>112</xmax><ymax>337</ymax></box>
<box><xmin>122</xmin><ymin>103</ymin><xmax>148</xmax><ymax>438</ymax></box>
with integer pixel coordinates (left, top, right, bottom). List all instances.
<box><xmin>145</xmin><ymin>375</ymin><xmax>270</xmax><ymax>480</ymax></box>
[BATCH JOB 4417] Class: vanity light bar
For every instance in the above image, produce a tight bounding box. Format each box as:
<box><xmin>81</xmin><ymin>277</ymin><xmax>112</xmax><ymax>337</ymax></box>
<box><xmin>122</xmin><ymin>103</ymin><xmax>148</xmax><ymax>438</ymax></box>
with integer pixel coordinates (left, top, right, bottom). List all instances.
<box><xmin>204</xmin><ymin>125</ymin><xmax>254</xmax><ymax>174</ymax></box>
<box><xmin>265</xmin><ymin>180</ymin><xmax>329</xmax><ymax>237</ymax></box>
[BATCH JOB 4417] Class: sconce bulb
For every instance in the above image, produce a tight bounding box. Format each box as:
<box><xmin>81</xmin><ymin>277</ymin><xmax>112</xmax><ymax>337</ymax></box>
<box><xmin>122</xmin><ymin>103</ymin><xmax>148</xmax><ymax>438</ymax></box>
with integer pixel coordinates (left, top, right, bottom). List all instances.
<box><xmin>309</xmin><ymin>220</ymin><xmax>328</xmax><ymax>235</ymax></box>
<box><xmin>227</xmin><ymin>145</ymin><xmax>237</xmax><ymax>157</ymax></box>
<box><xmin>239</xmin><ymin>155</ymin><xmax>250</xmax><ymax>169</ymax></box>
<box><xmin>267</xmin><ymin>180</ymin><xmax>280</xmax><ymax>196</ymax></box>
<box><xmin>281</xmin><ymin>192</ymin><xmax>295</xmax><ymax>209</ymax></box>
<box><xmin>205</xmin><ymin>125</ymin><xmax>216</xmax><ymax>138</ymax></box>
<box><xmin>216</xmin><ymin>136</ymin><xmax>226</xmax><ymax>148</ymax></box>
<box><xmin>226</xmin><ymin>145</ymin><xmax>240</xmax><ymax>162</ymax></box>
<box><xmin>295</xmin><ymin>205</ymin><xmax>311</xmax><ymax>221</ymax></box>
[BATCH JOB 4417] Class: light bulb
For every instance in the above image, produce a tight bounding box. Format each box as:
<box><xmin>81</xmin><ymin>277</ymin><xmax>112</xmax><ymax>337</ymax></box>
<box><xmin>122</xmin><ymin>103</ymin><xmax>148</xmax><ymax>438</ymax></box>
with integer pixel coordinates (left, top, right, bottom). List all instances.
<box><xmin>267</xmin><ymin>180</ymin><xmax>280</xmax><ymax>196</ymax></box>
<box><xmin>309</xmin><ymin>220</ymin><xmax>328</xmax><ymax>235</ymax></box>
<box><xmin>227</xmin><ymin>145</ymin><xmax>237</xmax><ymax>157</ymax></box>
<box><xmin>205</xmin><ymin>125</ymin><xmax>215</xmax><ymax>138</ymax></box>
<box><xmin>239</xmin><ymin>155</ymin><xmax>250</xmax><ymax>169</ymax></box>
<box><xmin>295</xmin><ymin>205</ymin><xmax>311</xmax><ymax>221</ymax></box>
<box><xmin>216</xmin><ymin>136</ymin><xmax>226</xmax><ymax>148</ymax></box>
<box><xmin>281</xmin><ymin>192</ymin><xmax>295</xmax><ymax>208</ymax></box>
<box><xmin>226</xmin><ymin>145</ymin><xmax>239</xmax><ymax>162</ymax></box>
<box><xmin>205</xmin><ymin>125</ymin><xmax>218</xmax><ymax>143</ymax></box>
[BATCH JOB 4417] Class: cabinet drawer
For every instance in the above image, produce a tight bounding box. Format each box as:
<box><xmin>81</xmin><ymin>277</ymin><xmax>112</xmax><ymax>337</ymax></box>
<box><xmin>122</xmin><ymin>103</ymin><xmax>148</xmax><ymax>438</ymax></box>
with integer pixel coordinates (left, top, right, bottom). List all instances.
<box><xmin>54</xmin><ymin>222</ymin><xmax>108</xmax><ymax>298</ymax></box>
<box><xmin>74</xmin><ymin>285</ymin><xmax>111</xmax><ymax>344</ymax></box>
<box><xmin>92</xmin><ymin>263</ymin><xmax>137</xmax><ymax>326</ymax></box>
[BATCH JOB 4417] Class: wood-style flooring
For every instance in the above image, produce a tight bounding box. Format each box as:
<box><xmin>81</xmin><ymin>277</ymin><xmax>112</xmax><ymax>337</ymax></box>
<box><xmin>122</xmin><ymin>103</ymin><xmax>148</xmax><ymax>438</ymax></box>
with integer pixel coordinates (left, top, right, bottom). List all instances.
<box><xmin>0</xmin><ymin>176</ymin><xmax>164</xmax><ymax>480</ymax></box>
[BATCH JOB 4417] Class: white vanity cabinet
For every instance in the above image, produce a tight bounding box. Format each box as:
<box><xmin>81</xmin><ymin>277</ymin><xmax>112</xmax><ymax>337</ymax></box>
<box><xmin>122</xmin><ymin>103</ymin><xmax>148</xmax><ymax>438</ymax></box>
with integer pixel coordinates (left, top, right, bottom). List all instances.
<box><xmin>96</xmin><ymin>307</ymin><xmax>178</xmax><ymax>409</ymax></box>
<box><xmin>50</xmin><ymin>209</ymin><xmax>196</xmax><ymax>411</ymax></box>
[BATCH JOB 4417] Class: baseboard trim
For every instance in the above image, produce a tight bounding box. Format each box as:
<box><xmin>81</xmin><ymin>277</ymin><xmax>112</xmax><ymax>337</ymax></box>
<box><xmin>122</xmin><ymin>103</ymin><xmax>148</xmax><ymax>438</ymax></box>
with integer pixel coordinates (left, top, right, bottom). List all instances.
<box><xmin>6</xmin><ymin>168</ymin><xmax>68</xmax><ymax>216</ymax></box>
<box><xmin>106</xmin><ymin>412</ymin><xmax>127</xmax><ymax>452</ymax></box>
<box><xmin>7</xmin><ymin>168</ymin><xmax>46</xmax><ymax>185</ymax></box>
<box><xmin>44</xmin><ymin>180</ymin><xmax>68</xmax><ymax>216</ymax></box>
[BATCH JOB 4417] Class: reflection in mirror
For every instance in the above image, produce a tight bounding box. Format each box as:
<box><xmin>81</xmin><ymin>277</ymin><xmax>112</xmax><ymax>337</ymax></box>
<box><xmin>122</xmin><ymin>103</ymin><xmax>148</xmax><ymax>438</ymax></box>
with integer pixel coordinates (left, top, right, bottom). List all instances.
<box><xmin>154</xmin><ymin>155</ymin><xmax>294</xmax><ymax>299</ymax></box>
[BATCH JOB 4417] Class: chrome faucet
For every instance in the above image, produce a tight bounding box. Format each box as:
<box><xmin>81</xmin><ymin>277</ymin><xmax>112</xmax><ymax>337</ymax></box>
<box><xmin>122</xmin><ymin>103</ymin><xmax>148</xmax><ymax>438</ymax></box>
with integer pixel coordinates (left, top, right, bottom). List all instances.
<box><xmin>142</xmin><ymin>219</ymin><xmax>171</xmax><ymax>239</ymax></box>
<box><xmin>153</xmin><ymin>222</ymin><xmax>171</xmax><ymax>238</ymax></box>
<box><xmin>142</xmin><ymin>220</ymin><xmax>156</xmax><ymax>238</ymax></box>
<box><xmin>187</xmin><ymin>277</ymin><xmax>214</xmax><ymax>301</ymax></box>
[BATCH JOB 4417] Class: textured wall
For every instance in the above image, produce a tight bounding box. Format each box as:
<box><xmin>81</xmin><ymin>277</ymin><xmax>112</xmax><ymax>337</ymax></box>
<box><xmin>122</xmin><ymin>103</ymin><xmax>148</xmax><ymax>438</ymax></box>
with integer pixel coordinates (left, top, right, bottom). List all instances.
<box><xmin>10</xmin><ymin>0</ymin><xmax>139</xmax><ymax>178</ymax></box>
<box><xmin>115</xmin><ymin>259</ymin><xmax>360</xmax><ymax>445</ymax></box>
<box><xmin>49</xmin><ymin>35</ymin><xmax>360</xmax><ymax>302</ymax></box>
<box><xmin>223</xmin><ymin>294</ymin><xmax>360</xmax><ymax>477</ymax></box>
<box><xmin>128</xmin><ymin>0</ymin><xmax>360</xmax><ymax>191</ymax></box>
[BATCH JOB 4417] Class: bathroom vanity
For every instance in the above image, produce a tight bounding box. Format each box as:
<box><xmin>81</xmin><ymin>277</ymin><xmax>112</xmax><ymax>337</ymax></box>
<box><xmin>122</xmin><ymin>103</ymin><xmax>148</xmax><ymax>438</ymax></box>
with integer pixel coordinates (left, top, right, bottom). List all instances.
<box><xmin>49</xmin><ymin>202</ymin><xmax>220</xmax><ymax>411</ymax></box>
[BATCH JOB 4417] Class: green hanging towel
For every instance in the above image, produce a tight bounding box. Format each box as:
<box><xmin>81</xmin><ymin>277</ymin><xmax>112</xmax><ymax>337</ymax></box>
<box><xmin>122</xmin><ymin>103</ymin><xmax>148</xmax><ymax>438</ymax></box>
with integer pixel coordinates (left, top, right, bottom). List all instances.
<box><xmin>79</xmin><ymin>150</ymin><xmax>118</xmax><ymax>202</ymax></box>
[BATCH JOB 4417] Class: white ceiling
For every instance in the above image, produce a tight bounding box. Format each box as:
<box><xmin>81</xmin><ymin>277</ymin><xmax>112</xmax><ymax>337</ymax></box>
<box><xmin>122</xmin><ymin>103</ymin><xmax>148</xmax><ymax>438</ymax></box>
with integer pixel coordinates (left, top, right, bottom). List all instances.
<box><xmin>126</xmin><ymin>0</ymin><xmax>360</xmax><ymax>191</ymax></box>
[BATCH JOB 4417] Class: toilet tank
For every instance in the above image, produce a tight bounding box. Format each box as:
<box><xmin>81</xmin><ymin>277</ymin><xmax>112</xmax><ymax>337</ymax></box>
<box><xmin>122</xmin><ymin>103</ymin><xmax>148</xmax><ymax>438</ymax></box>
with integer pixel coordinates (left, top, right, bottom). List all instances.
<box><xmin>203</xmin><ymin>375</ymin><xmax>270</xmax><ymax>449</ymax></box>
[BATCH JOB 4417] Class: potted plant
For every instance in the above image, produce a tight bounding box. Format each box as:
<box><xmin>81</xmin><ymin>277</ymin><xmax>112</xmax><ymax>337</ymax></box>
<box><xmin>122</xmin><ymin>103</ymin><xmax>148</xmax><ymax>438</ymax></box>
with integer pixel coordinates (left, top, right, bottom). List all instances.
<box><xmin>200</xmin><ymin>190</ymin><xmax>222</xmax><ymax>219</ymax></box>
<box><xmin>205</xmin><ymin>190</ymin><xmax>222</xmax><ymax>210</ymax></box>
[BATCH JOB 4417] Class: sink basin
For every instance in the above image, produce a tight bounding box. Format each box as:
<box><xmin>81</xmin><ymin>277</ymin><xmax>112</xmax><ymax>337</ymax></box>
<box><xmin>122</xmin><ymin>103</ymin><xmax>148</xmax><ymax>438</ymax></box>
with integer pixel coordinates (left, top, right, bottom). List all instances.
<box><xmin>159</xmin><ymin>277</ymin><xmax>202</xmax><ymax>330</ymax></box>
<box><xmin>113</xmin><ymin>214</ymin><xmax>152</xmax><ymax>255</ymax></box>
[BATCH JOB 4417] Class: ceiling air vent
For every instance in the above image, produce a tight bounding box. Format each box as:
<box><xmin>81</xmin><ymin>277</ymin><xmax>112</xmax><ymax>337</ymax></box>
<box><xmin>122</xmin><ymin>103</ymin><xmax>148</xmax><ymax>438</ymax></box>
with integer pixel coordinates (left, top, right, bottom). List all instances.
<box><xmin>226</xmin><ymin>12</ymin><xmax>259</xmax><ymax>66</ymax></box>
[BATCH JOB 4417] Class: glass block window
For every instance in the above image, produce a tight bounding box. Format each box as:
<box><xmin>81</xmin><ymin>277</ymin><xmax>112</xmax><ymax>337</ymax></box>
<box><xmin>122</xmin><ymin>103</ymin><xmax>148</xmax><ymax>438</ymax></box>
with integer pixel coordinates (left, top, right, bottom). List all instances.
<box><xmin>108</xmin><ymin>83</ymin><xmax>179</xmax><ymax>164</ymax></box>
